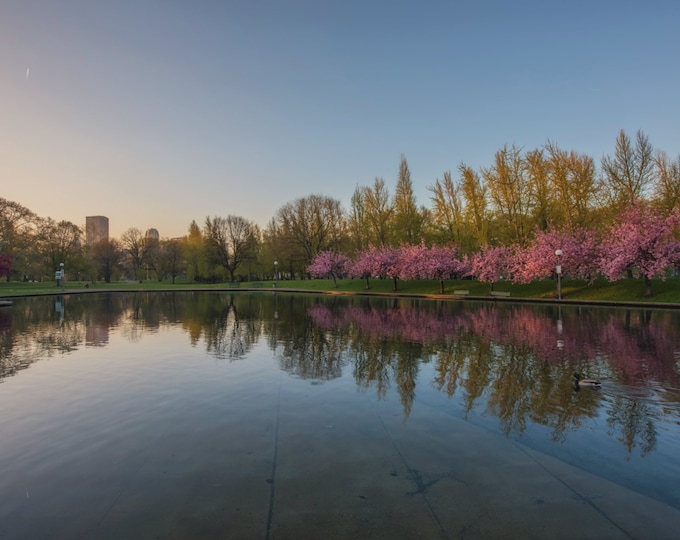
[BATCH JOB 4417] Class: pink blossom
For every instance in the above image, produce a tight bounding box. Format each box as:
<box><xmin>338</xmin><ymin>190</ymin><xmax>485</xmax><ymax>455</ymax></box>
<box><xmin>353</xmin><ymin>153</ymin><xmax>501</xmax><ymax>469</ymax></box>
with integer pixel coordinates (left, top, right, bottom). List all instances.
<box><xmin>513</xmin><ymin>227</ymin><xmax>601</xmax><ymax>284</ymax></box>
<box><xmin>307</xmin><ymin>250</ymin><xmax>350</xmax><ymax>287</ymax></box>
<box><xmin>0</xmin><ymin>252</ymin><xmax>12</xmax><ymax>279</ymax></box>
<box><xmin>398</xmin><ymin>241</ymin><xmax>430</xmax><ymax>280</ymax></box>
<box><xmin>348</xmin><ymin>244</ymin><xmax>400</xmax><ymax>290</ymax></box>
<box><xmin>470</xmin><ymin>246</ymin><xmax>514</xmax><ymax>289</ymax></box>
<box><xmin>599</xmin><ymin>203</ymin><xmax>680</xmax><ymax>295</ymax></box>
<box><xmin>348</xmin><ymin>245</ymin><xmax>382</xmax><ymax>289</ymax></box>
<box><xmin>371</xmin><ymin>245</ymin><xmax>401</xmax><ymax>291</ymax></box>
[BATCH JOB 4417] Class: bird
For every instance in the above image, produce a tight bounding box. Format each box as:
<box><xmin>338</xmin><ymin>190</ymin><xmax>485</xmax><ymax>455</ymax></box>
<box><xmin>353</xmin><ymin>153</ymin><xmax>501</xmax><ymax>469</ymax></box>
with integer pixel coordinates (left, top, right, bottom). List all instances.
<box><xmin>573</xmin><ymin>372</ymin><xmax>601</xmax><ymax>389</ymax></box>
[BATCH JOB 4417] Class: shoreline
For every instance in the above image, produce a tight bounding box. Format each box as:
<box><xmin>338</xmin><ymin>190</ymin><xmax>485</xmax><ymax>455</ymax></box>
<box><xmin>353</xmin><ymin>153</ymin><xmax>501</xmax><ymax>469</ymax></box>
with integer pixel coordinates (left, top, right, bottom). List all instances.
<box><xmin>3</xmin><ymin>285</ymin><xmax>680</xmax><ymax>311</ymax></box>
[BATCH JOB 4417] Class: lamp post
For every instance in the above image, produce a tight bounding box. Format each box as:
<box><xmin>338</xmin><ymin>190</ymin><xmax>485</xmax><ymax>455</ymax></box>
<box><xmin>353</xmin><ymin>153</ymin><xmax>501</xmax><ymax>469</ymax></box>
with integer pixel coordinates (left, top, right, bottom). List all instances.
<box><xmin>274</xmin><ymin>261</ymin><xmax>278</xmax><ymax>288</ymax></box>
<box><xmin>56</xmin><ymin>262</ymin><xmax>64</xmax><ymax>287</ymax></box>
<box><xmin>555</xmin><ymin>249</ymin><xmax>562</xmax><ymax>300</ymax></box>
<box><xmin>60</xmin><ymin>262</ymin><xmax>65</xmax><ymax>285</ymax></box>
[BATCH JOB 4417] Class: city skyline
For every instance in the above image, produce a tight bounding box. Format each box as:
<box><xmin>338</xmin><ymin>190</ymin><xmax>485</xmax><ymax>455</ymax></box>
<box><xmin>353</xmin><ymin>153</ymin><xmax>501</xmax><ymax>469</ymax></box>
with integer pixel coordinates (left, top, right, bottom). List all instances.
<box><xmin>2</xmin><ymin>1</ymin><xmax>679</xmax><ymax>239</ymax></box>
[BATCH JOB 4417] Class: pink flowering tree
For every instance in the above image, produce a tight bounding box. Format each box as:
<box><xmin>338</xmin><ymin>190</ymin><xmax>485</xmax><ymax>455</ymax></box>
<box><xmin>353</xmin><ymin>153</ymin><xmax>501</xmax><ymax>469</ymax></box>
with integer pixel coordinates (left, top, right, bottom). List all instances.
<box><xmin>599</xmin><ymin>203</ymin><xmax>680</xmax><ymax>296</ymax></box>
<box><xmin>348</xmin><ymin>246</ymin><xmax>378</xmax><ymax>289</ymax></box>
<box><xmin>398</xmin><ymin>242</ymin><xmax>429</xmax><ymax>281</ymax></box>
<box><xmin>424</xmin><ymin>245</ymin><xmax>466</xmax><ymax>293</ymax></box>
<box><xmin>513</xmin><ymin>227</ymin><xmax>601</xmax><ymax>285</ymax></box>
<box><xmin>0</xmin><ymin>252</ymin><xmax>12</xmax><ymax>280</ymax></box>
<box><xmin>399</xmin><ymin>241</ymin><xmax>465</xmax><ymax>293</ymax></box>
<box><xmin>470</xmin><ymin>245</ymin><xmax>514</xmax><ymax>292</ymax></box>
<box><xmin>349</xmin><ymin>245</ymin><xmax>402</xmax><ymax>291</ymax></box>
<box><xmin>561</xmin><ymin>228</ymin><xmax>601</xmax><ymax>282</ymax></box>
<box><xmin>307</xmin><ymin>250</ymin><xmax>350</xmax><ymax>287</ymax></box>
<box><xmin>372</xmin><ymin>245</ymin><xmax>402</xmax><ymax>291</ymax></box>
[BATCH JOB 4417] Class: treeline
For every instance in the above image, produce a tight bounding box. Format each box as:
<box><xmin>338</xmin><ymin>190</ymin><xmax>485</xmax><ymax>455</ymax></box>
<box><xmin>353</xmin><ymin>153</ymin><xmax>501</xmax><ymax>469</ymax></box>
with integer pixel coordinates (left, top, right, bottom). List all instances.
<box><xmin>1</xmin><ymin>129</ymin><xmax>679</xmax><ymax>286</ymax></box>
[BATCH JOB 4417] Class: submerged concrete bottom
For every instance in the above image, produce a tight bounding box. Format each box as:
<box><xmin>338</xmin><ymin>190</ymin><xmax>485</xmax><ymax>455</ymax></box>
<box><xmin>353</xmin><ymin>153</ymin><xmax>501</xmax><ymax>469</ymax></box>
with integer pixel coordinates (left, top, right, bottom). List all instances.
<box><xmin>4</xmin><ymin>395</ymin><xmax>678</xmax><ymax>539</ymax></box>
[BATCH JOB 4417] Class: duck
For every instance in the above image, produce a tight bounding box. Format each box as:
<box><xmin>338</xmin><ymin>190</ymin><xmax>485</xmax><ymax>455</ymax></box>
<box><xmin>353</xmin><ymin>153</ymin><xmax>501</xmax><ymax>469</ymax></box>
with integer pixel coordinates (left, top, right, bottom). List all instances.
<box><xmin>573</xmin><ymin>372</ymin><xmax>602</xmax><ymax>389</ymax></box>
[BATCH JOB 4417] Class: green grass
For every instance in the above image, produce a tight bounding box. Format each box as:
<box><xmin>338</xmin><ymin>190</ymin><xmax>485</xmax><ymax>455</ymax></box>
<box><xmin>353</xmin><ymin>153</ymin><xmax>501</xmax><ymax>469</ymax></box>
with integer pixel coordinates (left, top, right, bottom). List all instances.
<box><xmin>2</xmin><ymin>276</ymin><xmax>679</xmax><ymax>305</ymax></box>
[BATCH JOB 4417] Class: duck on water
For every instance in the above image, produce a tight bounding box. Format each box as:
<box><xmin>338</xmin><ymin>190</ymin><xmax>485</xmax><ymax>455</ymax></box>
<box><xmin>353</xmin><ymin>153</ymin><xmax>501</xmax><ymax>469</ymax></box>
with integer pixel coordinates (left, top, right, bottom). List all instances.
<box><xmin>573</xmin><ymin>372</ymin><xmax>602</xmax><ymax>389</ymax></box>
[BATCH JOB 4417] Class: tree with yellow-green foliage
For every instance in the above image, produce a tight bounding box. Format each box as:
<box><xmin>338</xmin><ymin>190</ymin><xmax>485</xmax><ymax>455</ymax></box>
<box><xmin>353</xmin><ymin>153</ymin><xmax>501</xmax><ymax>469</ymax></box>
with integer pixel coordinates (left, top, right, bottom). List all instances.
<box><xmin>483</xmin><ymin>145</ymin><xmax>532</xmax><ymax>247</ymax></box>
<box><xmin>392</xmin><ymin>155</ymin><xmax>423</xmax><ymax>245</ymax></box>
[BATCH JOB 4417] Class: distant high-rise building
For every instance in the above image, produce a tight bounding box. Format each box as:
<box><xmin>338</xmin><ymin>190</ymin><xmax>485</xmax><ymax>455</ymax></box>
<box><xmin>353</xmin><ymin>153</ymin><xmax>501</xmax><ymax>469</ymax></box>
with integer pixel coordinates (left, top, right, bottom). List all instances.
<box><xmin>86</xmin><ymin>216</ymin><xmax>109</xmax><ymax>246</ymax></box>
<box><xmin>145</xmin><ymin>228</ymin><xmax>160</xmax><ymax>240</ymax></box>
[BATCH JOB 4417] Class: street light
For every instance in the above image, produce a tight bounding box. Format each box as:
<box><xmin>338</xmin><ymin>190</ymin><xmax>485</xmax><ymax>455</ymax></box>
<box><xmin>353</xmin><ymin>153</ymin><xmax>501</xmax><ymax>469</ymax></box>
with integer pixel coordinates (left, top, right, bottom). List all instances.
<box><xmin>56</xmin><ymin>262</ymin><xmax>64</xmax><ymax>287</ymax></box>
<box><xmin>555</xmin><ymin>249</ymin><xmax>562</xmax><ymax>300</ymax></box>
<box><xmin>274</xmin><ymin>261</ymin><xmax>278</xmax><ymax>288</ymax></box>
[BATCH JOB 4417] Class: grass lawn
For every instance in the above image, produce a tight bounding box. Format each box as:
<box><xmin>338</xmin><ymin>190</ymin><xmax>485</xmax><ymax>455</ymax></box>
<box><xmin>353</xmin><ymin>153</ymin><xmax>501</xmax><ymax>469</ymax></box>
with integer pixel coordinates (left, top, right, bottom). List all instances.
<box><xmin>1</xmin><ymin>276</ymin><xmax>679</xmax><ymax>305</ymax></box>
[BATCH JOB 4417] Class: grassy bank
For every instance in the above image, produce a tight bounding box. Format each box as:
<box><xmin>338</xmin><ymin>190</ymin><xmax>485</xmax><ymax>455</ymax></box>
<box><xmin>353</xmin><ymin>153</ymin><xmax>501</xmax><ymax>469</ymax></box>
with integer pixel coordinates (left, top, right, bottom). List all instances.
<box><xmin>1</xmin><ymin>276</ymin><xmax>679</xmax><ymax>305</ymax></box>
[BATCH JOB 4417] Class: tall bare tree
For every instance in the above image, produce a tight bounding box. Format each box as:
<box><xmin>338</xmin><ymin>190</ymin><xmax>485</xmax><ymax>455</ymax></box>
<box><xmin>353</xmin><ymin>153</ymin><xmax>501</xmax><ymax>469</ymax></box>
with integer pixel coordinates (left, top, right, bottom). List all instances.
<box><xmin>601</xmin><ymin>129</ymin><xmax>654</xmax><ymax>206</ymax></box>
<box><xmin>544</xmin><ymin>141</ymin><xmax>600</xmax><ymax>229</ymax></box>
<box><xmin>428</xmin><ymin>170</ymin><xmax>464</xmax><ymax>245</ymax></box>
<box><xmin>653</xmin><ymin>150</ymin><xmax>680</xmax><ymax>213</ymax></box>
<box><xmin>482</xmin><ymin>145</ymin><xmax>531</xmax><ymax>246</ymax></box>
<box><xmin>525</xmin><ymin>148</ymin><xmax>553</xmax><ymax>232</ymax></box>
<box><xmin>143</xmin><ymin>236</ymin><xmax>161</xmax><ymax>280</ymax></box>
<box><xmin>275</xmin><ymin>195</ymin><xmax>347</xmax><ymax>277</ymax></box>
<box><xmin>363</xmin><ymin>177</ymin><xmax>393</xmax><ymax>246</ymax></box>
<box><xmin>459</xmin><ymin>163</ymin><xmax>488</xmax><ymax>251</ymax></box>
<box><xmin>204</xmin><ymin>215</ymin><xmax>258</xmax><ymax>282</ymax></box>
<box><xmin>120</xmin><ymin>228</ymin><xmax>149</xmax><ymax>280</ymax></box>
<box><xmin>348</xmin><ymin>185</ymin><xmax>369</xmax><ymax>253</ymax></box>
<box><xmin>393</xmin><ymin>155</ymin><xmax>423</xmax><ymax>244</ymax></box>
<box><xmin>157</xmin><ymin>239</ymin><xmax>186</xmax><ymax>283</ymax></box>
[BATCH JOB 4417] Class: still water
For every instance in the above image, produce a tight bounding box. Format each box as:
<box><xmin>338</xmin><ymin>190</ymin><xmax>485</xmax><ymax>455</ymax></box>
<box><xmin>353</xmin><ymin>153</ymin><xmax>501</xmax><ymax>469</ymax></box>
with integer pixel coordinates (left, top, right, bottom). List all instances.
<box><xmin>1</xmin><ymin>292</ymin><xmax>679</xmax><ymax>539</ymax></box>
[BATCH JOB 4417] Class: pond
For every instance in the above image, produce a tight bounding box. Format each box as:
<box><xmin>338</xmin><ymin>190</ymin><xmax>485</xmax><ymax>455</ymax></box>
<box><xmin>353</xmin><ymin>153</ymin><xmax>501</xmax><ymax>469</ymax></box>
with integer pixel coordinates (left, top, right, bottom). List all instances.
<box><xmin>1</xmin><ymin>292</ymin><xmax>679</xmax><ymax>539</ymax></box>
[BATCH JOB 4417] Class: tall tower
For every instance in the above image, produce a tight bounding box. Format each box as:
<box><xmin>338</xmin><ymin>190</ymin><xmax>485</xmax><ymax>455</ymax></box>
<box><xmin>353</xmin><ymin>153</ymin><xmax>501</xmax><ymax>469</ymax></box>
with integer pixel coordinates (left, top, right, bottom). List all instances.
<box><xmin>86</xmin><ymin>216</ymin><xmax>109</xmax><ymax>246</ymax></box>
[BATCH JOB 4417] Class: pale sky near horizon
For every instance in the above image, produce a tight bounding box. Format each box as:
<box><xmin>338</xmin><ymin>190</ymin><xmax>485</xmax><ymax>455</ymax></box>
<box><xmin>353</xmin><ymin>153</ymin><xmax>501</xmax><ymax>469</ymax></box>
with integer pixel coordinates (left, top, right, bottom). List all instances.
<box><xmin>2</xmin><ymin>0</ymin><xmax>679</xmax><ymax>239</ymax></box>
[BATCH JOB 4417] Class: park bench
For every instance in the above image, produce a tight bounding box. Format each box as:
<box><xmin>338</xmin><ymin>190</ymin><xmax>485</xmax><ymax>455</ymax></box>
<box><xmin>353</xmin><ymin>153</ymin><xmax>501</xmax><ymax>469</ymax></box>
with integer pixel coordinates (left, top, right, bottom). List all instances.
<box><xmin>490</xmin><ymin>291</ymin><xmax>511</xmax><ymax>297</ymax></box>
<box><xmin>453</xmin><ymin>290</ymin><xmax>470</xmax><ymax>296</ymax></box>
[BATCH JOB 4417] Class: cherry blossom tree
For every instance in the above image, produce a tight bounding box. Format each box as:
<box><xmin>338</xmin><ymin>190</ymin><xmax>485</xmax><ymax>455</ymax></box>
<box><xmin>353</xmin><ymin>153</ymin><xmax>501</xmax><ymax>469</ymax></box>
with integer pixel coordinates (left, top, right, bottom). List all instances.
<box><xmin>398</xmin><ymin>241</ymin><xmax>466</xmax><ymax>293</ymax></box>
<box><xmin>470</xmin><ymin>245</ymin><xmax>514</xmax><ymax>292</ymax></box>
<box><xmin>398</xmin><ymin>242</ymin><xmax>429</xmax><ymax>280</ymax></box>
<box><xmin>348</xmin><ymin>246</ymin><xmax>378</xmax><ymax>289</ymax></box>
<box><xmin>349</xmin><ymin>245</ymin><xmax>402</xmax><ymax>291</ymax></box>
<box><xmin>424</xmin><ymin>245</ymin><xmax>466</xmax><ymax>293</ymax></box>
<box><xmin>561</xmin><ymin>228</ymin><xmax>601</xmax><ymax>281</ymax></box>
<box><xmin>372</xmin><ymin>245</ymin><xmax>401</xmax><ymax>291</ymax></box>
<box><xmin>307</xmin><ymin>250</ymin><xmax>350</xmax><ymax>287</ymax></box>
<box><xmin>0</xmin><ymin>252</ymin><xmax>12</xmax><ymax>280</ymax></box>
<box><xmin>349</xmin><ymin>244</ymin><xmax>402</xmax><ymax>290</ymax></box>
<box><xmin>599</xmin><ymin>202</ymin><xmax>680</xmax><ymax>296</ymax></box>
<box><xmin>512</xmin><ymin>227</ymin><xmax>601</xmax><ymax>285</ymax></box>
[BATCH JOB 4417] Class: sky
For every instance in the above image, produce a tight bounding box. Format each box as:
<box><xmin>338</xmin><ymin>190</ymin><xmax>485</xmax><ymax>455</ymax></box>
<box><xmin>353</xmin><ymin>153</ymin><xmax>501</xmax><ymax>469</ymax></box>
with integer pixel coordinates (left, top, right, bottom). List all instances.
<box><xmin>2</xmin><ymin>0</ymin><xmax>679</xmax><ymax>239</ymax></box>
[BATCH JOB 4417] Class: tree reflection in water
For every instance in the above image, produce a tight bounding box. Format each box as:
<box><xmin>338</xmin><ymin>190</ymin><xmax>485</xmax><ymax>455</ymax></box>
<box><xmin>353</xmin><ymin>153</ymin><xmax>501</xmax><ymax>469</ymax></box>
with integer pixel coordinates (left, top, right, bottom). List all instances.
<box><xmin>1</xmin><ymin>292</ymin><xmax>679</xmax><ymax>457</ymax></box>
<box><xmin>307</xmin><ymin>298</ymin><xmax>680</xmax><ymax>456</ymax></box>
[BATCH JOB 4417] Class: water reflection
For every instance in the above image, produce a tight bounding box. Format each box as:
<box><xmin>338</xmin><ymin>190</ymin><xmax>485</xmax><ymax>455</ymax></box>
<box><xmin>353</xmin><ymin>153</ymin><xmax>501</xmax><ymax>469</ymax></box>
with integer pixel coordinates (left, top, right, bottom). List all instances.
<box><xmin>308</xmin><ymin>299</ymin><xmax>680</xmax><ymax>457</ymax></box>
<box><xmin>1</xmin><ymin>292</ymin><xmax>679</xmax><ymax>460</ymax></box>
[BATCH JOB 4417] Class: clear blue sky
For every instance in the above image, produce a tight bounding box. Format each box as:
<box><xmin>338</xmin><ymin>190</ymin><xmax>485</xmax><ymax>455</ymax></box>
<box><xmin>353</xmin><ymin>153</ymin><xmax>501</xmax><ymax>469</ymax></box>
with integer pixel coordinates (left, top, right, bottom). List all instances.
<box><xmin>2</xmin><ymin>0</ymin><xmax>679</xmax><ymax>239</ymax></box>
